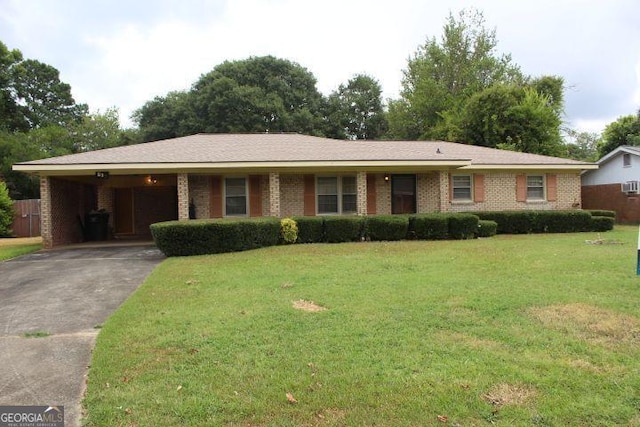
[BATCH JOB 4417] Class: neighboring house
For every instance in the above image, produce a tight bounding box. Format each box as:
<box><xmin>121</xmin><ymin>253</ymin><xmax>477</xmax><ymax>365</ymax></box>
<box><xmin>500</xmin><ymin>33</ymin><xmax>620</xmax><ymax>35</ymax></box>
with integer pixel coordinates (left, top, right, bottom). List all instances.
<box><xmin>13</xmin><ymin>133</ymin><xmax>596</xmax><ymax>249</ymax></box>
<box><xmin>582</xmin><ymin>145</ymin><xmax>640</xmax><ymax>223</ymax></box>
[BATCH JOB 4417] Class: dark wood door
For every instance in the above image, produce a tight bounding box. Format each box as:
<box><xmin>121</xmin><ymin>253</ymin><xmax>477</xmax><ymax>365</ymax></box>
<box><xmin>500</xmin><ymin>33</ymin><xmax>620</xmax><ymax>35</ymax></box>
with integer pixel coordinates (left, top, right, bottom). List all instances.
<box><xmin>114</xmin><ymin>188</ymin><xmax>134</xmax><ymax>234</ymax></box>
<box><xmin>391</xmin><ymin>175</ymin><xmax>416</xmax><ymax>214</ymax></box>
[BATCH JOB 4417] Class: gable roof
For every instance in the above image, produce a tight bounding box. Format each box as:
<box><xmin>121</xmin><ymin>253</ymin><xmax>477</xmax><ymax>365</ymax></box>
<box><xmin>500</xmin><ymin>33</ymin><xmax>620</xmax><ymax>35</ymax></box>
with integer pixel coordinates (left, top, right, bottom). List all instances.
<box><xmin>595</xmin><ymin>145</ymin><xmax>640</xmax><ymax>166</ymax></box>
<box><xmin>14</xmin><ymin>133</ymin><xmax>596</xmax><ymax>175</ymax></box>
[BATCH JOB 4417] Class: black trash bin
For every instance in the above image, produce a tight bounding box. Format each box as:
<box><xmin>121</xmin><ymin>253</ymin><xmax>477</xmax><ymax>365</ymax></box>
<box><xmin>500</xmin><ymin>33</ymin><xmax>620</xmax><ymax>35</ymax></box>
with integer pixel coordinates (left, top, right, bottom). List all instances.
<box><xmin>85</xmin><ymin>211</ymin><xmax>109</xmax><ymax>241</ymax></box>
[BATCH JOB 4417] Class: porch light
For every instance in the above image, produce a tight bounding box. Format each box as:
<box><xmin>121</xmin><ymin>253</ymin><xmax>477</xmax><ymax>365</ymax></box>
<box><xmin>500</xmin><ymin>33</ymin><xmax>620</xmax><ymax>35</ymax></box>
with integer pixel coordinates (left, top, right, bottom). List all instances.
<box><xmin>145</xmin><ymin>175</ymin><xmax>158</xmax><ymax>185</ymax></box>
<box><xmin>384</xmin><ymin>173</ymin><xmax>390</xmax><ymax>182</ymax></box>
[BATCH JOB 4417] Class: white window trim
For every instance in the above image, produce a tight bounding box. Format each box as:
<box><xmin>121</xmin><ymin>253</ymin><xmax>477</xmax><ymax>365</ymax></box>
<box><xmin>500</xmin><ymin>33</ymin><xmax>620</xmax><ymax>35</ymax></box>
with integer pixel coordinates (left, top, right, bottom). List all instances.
<box><xmin>316</xmin><ymin>175</ymin><xmax>357</xmax><ymax>215</ymax></box>
<box><xmin>526</xmin><ymin>174</ymin><xmax>546</xmax><ymax>202</ymax></box>
<box><xmin>223</xmin><ymin>175</ymin><xmax>249</xmax><ymax>217</ymax></box>
<box><xmin>451</xmin><ymin>174</ymin><xmax>473</xmax><ymax>203</ymax></box>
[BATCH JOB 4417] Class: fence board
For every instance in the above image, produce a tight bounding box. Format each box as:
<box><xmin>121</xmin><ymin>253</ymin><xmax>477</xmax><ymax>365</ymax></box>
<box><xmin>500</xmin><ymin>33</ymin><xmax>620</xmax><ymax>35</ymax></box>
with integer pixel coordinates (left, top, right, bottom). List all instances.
<box><xmin>11</xmin><ymin>199</ymin><xmax>41</xmax><ymax>237</ymax></box>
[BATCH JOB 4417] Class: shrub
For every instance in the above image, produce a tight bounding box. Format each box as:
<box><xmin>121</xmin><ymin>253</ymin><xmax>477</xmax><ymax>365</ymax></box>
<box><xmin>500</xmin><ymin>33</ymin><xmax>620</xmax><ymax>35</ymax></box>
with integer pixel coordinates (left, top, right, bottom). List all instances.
<box><xmin>587</xmin><ymin>210</ymin><xmax>616</xmax><ymax>219</ymax></box>
<box><xmin>590</xmin><ymin>216</ymin><xmax>615</xmax><ymax>232</ymax></box>
<box><xmin>293</xmin><ymin>216</ymin><xmax>325</xmax><ymax>243</ymax></box>
<box><xmin>280</xmin><ymin>218</ymin><xmax>298</xmax><ymax>244</ymax></box>
<box><xmin>323</xmin><ymin>216</ymin><xmax>364</xmax><ymax>243</ymax></box>
<box><xmin>150</xmin><ymin>218</ymin><xmax>280</xmax><ymax>256</ymax></box>
<box><xmin>477</xmin><ymin>220</ymin><xmax>498</xmax><ymax>238</ymax></box>
<box><xmin>532</xmin><ymin>210</ymin><xmax>593</xmax><ymax>233</ymax></box>
<box><xmin>473</xmin><ymin>211</ymin><xmax>535</xmax><ymax>234</ymax></box>
<box><xmin>448</xmin><ymin>213</ymin><xmax>480</xmax><ymax>239</ymax></box>
<box><xmin>411</xmin><ymin>214</ymin><xmax>449</xmax><ymax>240</ymax></box>
<box><xmin>365</xmin><ymin>215</ymin><xmax>409</xmax><ymax>241</ymax></box>
<box><xmin>0</xmin><ymin>181</ymin><xmax>14</xmax><ymax>237</ymax></box>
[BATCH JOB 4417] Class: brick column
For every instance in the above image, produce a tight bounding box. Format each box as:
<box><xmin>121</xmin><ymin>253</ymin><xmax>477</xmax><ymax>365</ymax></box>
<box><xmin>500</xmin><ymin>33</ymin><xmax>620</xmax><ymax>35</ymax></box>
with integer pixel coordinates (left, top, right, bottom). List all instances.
<box><xmin>97</xmin><ymin>186</ymin><xmax>114</xmax><ymax>228</ymax></box>
<box><xmin>269</xmin><ymin>172</ymin><xmax>281</xmax><ymax>217</ymax></box>
<box><xmin>438</xmin><ymin>171</ymin><xmax>449</xmax><ymax>212</ymax></box>
<box><xmin>40</xmin><ymin>176</ymin><xmax>53</xmax><ymax>249</ymax></box>
<box><xmin>177</xmin><ymin>173</ymin><xmax>189</xmax><ymax>221</ymax></box>
<box><xmin>357</xmin><ymin>171</ymin><xmax>367</xmax><ymax>216</ymax></box>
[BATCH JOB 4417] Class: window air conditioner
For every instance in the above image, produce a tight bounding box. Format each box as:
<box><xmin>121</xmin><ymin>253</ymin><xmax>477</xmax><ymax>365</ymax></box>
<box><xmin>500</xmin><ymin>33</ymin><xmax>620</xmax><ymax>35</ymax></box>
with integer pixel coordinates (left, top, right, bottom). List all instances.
<box><xmin>622</xmin><ymin>181</ymin><xmax>640</xmax><ymax>194</ymax></box>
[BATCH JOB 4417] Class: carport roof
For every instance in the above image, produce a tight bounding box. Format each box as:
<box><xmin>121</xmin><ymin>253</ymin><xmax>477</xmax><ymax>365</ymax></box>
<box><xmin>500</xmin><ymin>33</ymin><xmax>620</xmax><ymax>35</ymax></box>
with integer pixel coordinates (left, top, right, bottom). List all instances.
<box><xmin>13</xmin><ymin>133</ymin><xmax>596</xmax><ymax>174</ymax></box>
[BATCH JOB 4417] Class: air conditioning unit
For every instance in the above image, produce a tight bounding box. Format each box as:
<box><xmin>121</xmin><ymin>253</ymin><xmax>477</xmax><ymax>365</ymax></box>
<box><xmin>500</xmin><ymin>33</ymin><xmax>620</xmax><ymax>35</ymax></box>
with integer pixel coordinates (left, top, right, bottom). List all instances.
<box><xmin>622</xmin><ymin>181</ymin><xmax>640</xmax><ymax>194</ymax></box>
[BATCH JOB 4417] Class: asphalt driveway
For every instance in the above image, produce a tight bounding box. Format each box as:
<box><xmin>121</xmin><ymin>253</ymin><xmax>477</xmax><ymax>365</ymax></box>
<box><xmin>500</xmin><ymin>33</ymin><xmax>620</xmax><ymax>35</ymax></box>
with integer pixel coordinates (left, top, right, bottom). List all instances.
<box><xmin>0</xmin><ymin>245</ymin><xmax>165</xmax><ymax>427</ymax></box>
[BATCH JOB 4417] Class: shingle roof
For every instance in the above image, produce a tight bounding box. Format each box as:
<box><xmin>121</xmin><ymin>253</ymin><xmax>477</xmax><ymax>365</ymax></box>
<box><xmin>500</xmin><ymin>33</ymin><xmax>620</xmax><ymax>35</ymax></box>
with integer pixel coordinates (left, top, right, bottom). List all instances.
<box><xmin>15</xmin><ymin>133</ymin><xmax>594</xmax><ymax>172</ymax></box>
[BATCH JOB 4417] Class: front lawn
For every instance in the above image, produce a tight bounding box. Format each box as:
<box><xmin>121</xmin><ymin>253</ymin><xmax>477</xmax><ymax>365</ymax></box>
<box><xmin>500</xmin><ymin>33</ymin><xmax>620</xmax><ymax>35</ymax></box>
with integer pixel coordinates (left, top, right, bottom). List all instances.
<box><xmin>84</xmin><ymin>226</ymin><xmax>640</xmax><ymax>426</ymax></box>
<box><xmin>0</xmin><ymin>237</ymin><xmax>42</xmax><ymax>260</ymax></box>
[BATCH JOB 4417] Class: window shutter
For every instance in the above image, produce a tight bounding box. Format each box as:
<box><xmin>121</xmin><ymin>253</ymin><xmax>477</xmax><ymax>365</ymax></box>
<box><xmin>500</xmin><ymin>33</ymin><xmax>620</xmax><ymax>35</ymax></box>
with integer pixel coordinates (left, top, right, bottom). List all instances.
<box><xmin>516</xmin><ymin>174</ymin><xmax>527</xmax><ymax>202</ymax></box>
<box><xmin>303</xmin><ymin>175</ymin><xmax>316</xmax><ymax>216</ymax></box>
<box><xmin>367</xmin><ymin>174</ymin><xmax>377</xmax><ymax>215</ymax></box>
<box><xmin>210</xmin><ymin>175</ymin><xmax>223</xmax><ymax>218</ymax></box>
<box><xmin>249</xmin><ymin>175</ymin><xmax>262</xmax><ymax>217</ymax></box>
<box><xmin>473</xmin><ymin>174</ymin><xmax>485</xmax><ymax>202</ymax></box>
<box><xmin>546</xmin><ymin>174</ymin><xmax>557</xmax><ymax>202</ymax></box>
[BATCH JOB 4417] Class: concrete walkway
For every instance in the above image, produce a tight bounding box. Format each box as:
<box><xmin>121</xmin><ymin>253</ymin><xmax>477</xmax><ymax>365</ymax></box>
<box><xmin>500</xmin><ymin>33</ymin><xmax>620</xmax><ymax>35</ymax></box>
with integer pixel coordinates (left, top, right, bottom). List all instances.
<box><xmin>0</xmin><ymin>245</ymin><xmax>165</xmax><ymax>427</ymax></box>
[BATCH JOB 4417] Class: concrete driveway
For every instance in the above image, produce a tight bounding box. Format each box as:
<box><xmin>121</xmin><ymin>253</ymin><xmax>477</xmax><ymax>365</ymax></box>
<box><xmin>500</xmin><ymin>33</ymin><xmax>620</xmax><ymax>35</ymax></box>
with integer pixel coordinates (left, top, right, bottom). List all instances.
<box><xmin>0</xmin><ymin>245</ymin><xmax>165</xmax><ymax>427</ymax></box>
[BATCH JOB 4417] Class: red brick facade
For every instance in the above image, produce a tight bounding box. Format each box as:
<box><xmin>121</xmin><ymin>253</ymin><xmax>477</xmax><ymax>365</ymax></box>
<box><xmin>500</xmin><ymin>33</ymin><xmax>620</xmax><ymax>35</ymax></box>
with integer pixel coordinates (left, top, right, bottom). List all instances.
<box><xmin>582</xmin><ymin>184</ymin><xmax>640</xmax><ymax>223</ymax></box>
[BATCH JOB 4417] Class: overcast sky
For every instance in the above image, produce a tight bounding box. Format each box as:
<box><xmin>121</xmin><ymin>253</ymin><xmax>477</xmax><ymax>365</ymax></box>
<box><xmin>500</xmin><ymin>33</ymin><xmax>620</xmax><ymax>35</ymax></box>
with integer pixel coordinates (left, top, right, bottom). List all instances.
<box><xmin>1</xmin><ymin>0</ymin><xmax>639</xmax><ymax>136</ymax></box>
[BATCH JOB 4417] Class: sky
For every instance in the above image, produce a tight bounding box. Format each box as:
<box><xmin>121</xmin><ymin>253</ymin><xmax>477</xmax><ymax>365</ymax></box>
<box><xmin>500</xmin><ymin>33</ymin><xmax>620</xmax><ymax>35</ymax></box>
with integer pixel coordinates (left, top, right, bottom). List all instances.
<box><xmin>1</xmin><ymin>0</ymin><xmax>639</xmax><ymax>136</ymax></box>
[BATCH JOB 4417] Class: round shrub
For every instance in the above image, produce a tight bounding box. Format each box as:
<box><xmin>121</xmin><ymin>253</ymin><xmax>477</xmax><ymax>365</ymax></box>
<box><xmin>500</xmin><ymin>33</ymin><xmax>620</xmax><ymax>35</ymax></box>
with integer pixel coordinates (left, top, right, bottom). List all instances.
<box><xmin>280</xmin><ymin>218</ymin><xmax>298</xmax><ymax>244</ymax></box>
<box><xmin>411</xmin><ymin>214</ymin><xmax>449</xmax><ymax>240</ymax></box>
<box><xmin>365</xmin><ymin>215</ymin><xmax>409</xmax><ymax>241</ymax></box>
<box><xmin>293</xmin><ymin>216</ymin><xmax>325</xmax><ymax>243</ymax></box>
<box><xmin>0</xmin><ymin>181</ymin><xmax>14</xmax><ymax>237</ymax></box>
<box><xmin>477</xmin><ymin>220</ymin><xmax>497</xmax><ymax>237</ymax></box>
<box><xmin>590</xmin><ymin>216</ymin><xmax>615</xmax><ymax>232</ymax></box>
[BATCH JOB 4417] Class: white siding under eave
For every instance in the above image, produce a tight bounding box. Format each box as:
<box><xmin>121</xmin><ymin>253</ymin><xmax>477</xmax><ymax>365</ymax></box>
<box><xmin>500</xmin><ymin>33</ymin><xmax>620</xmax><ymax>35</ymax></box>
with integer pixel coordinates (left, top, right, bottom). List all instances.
<box><xmin>582</xmin><ymin>152</ymin><xmax>640</xmax><ymax>186</ymax></box>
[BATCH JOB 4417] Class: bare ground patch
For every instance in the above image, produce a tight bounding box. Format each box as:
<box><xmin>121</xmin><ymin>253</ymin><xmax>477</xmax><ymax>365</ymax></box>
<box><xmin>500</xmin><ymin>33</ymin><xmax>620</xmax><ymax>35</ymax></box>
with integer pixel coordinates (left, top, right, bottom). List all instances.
<box><xmin>483</xmin><ymin>383</ymin><xmax>537</xmax><ymax>407</ymax></box>
<box><xmin>293</xmin><ymin>300</ymin><xmax>327</xmax><ymax>312</ymax></box>
<box><xmin>529</xmin><ymin>303</ymin><xmax>640</xmax><ymax>346</ymax></box>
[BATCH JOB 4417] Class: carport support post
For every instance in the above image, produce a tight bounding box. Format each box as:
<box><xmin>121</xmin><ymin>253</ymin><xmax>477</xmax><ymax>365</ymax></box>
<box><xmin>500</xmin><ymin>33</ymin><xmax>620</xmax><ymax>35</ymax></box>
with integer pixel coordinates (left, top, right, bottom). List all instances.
<box><xmin>40</xmin><ymin>176</ymin><xmax>53</xmax><ymax>249</ymax></box>
<box><xmin>177</xmin><ymin>173</ymin><xmax>190</xmax><ymax>221</ymax></box>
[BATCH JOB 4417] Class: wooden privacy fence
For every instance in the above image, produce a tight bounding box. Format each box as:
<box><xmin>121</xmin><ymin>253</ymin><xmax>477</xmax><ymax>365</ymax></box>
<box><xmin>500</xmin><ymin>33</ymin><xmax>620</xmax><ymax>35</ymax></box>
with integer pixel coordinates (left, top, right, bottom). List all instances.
<box><xmin>12</xmin><ymin>199</ymin><xmax>41</xmax><ymax>237</ymax></box>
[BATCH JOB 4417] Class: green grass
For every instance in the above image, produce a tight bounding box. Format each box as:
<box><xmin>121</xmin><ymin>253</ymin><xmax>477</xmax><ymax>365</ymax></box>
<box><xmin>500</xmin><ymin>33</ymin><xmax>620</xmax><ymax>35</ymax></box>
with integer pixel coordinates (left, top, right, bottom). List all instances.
<box><xmin>83</xmin><ymin>226</ymin><xmax>640</xmax><ymax>426</ymax></box>
<box><xmin>23</xmin><ymin>330</ymin><xmax>50</xmax><ymax>338</ymax></box>
<box><xmin>0</xmin><ymin>237</ymin><xmax>42</xmax><ymax>260</ymax></box>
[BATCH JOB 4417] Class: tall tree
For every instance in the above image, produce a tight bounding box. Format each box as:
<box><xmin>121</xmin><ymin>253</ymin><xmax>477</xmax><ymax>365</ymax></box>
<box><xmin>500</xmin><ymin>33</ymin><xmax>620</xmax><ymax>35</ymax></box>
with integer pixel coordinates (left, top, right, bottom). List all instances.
<box><xmin>597</xmin><ymin>111</ymin><xmax>640</xmax><ymax>157</ymax></box>
<box><xmin>325</xmin><ymin>74</ymin><xmax>387</xmax><ymax>140</ymax></box>
<box><xmin>191</xmin><ymin>56</ymin><xmax>324</xmax><ymax>134</ymax></box>
<box><xmin>132</xmin><ymin>91</ymin><xmax>198</xmax><ymax>142</ymax></box>
<box><xmin>564</xmin><ymin>129</ymin><xmax>600</xmax><ymax>162</ymax></box>
<box><xmin>0</xmin><ymin>41</ymin><xmax>24</xmax><ymax>131</ymax></box>
<box><xmin>388</xmin><ymin>8</ymin><xmax>523</xmax><ymax>140</ymax></box>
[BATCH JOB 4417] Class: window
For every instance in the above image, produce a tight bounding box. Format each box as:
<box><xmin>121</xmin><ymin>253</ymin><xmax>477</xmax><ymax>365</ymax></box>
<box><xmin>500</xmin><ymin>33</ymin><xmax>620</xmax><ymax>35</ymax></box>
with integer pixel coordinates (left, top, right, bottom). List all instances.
<box><xmin>452</xmin><ymin>175</ymin><xmax>472</xmax><ymax>201</ymax></box>
<box><xmin>526</xmin><ymin>175</ymin><xmax>545</xmax><ymax>200</ymax></box>
<box><xmin>623</xmin><ymin>153</ymin><xmax>631</xmax><ymax>167</ymax></box>
<box><xmin>225</xmin><ymin>177</ymin><xmax>247</xmax><ymax>216</ymax></box>
<box><xmin>317</xmin><ymin>176</ymin><xmax>357</xmax><ymax>214</ymax></box>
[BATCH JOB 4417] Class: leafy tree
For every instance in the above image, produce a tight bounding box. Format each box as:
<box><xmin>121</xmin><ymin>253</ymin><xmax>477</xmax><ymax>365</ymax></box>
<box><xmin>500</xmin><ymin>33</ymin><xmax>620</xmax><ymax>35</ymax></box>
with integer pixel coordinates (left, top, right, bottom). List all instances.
<box><xmin>132</xmin><ymin>91</ymin><xmax>198</xmax><ymax>142</ymax></box>
<box><xmin>388</xmin><ymin>8</ymin><xmax>523</xmax><ymax>140</ymax></box>
<box><xmin>325</xmin><ymin>74</ymin><xmax>388</xmax><ymax>140</ymax></box>
<box><xmin>70</xmin><ymin>108</ymin><xmax>128</xmax><ymax>152</ymax></box>
<box><xmin>0</xmin><ymin>41</ymin><xmax>24</xmax><ymax>131</ymax></box>
<box><xmin>191</xmin><ymin>56</ymin><xmax>324</xmax><ymax>135</ymax></box>
<box><xmin>564</xmin><ymin>129</ymin><xmax>600</xmax><ymax>162</ymax></box>
<box><xmin>597</xmin><ymin>111</ymin><xmax>640</xmax><ymax>157</ymax></box>
<box><xmin>457</xmin><ymin>83</ymin><xmax>564</xmax><ymax>156</ymax></box>
<box><xmin>0</xmin><ymin>180</ymin><xmax>14</xmax><ymax>237</ymax></box>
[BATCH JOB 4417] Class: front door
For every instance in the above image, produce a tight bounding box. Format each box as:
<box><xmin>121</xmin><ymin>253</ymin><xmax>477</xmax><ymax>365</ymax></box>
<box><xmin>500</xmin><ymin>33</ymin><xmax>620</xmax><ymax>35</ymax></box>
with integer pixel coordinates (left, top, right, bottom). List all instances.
<box><xmin>391</xmin><ymin>174</ymin><xmax>416</xmax><ymax>214</ymax></box>
<box><xmin>114</xmin><ymin>188</ymin><xmax>134</xmax><ymax>234</ymax></box>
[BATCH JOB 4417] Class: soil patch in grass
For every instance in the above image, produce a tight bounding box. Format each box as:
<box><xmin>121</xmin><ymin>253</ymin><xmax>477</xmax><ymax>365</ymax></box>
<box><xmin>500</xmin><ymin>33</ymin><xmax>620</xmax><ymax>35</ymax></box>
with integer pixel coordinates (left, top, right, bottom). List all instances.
<box><xmin>529</xmin><ymin>303</ymin><xmax>640</xmax><ymax>346</ymax></box>
<box><xmin>292</xmin><ymin>299</ymin><xmax>327</xmax><ymax>312</ymax></box>
<box><xmin>483</xmin><ymin>383</ymin><xmax>537</xmax><ymax>407</ymax></box>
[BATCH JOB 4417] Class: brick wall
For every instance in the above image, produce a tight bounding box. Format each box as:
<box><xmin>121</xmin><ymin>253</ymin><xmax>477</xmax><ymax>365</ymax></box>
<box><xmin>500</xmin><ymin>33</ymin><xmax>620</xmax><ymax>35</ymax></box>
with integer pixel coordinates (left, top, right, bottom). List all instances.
<box><xmin>280</xmin><ymin>174</ymin><xmax>305</xmax><ymax>217</ymax></box>
<box><xmin>97</xmin><ymin>186</ymin><xmax>114</xmax><ymax>228</ymax></box>
<box><xmin>48</xmin><ymin>177</ymin><xmax>88</xmax><ymax>247</ymax></box>
<box><xmin>449</xmin><ymin>172</ymin><xmax>582</xmax><ymax>213</ymax></box>
<box><xmin>417</xmin><ymin>173</ymin><xmax>440</xmax><ymax>213</ymax></box>
<box><xmin>374</xmin><ymin>173</ymin><xmax>391</xmax><ymax>215</ymax></box>
<box><xmin>188</xmin><ymin>175</ymin><xmax>211</xmax><ymax>219</ymax></box>
<box><xmin>582</xmin><ymin>183</ymin><xmax>640</xmax><ymax>223</ymax></box>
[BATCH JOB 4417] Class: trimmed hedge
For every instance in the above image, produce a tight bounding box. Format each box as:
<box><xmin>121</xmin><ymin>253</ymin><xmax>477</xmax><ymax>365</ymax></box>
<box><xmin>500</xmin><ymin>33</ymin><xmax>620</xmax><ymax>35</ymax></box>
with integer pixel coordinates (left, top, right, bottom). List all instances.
<box><xmin>292</xmin><ymin>216</ymin><xmax>324</xmax><ymax>243</ymax></box>
<box><xmin>448</xmin><ymin>213</ymin><xmax>480</xmax><ymax>239</ymax></box>
<box><xmin>473</xmin><ymin>210</ymin><xmax>614</xmax><ymax>234</ymax></box>
<box><xmin>478</xmin><ymin>220</ymin><xmax>498</xmax><ymax>238</ymax></box>
<box><xmin>324</xmin><ymin>216</ymin><xmax>364</xmax><ymax>243</ymax></box>
<box><xmin>591</xmin><ymin>216</ymin><xmax>616</xmax><ymax>232</ymax></box>
<box><xmin>150</xmin><ymin>218</ymin><xmax>280</xmax><ymax>256</ymax></box>
<box><xmin>587</xmin><ymin>209</ymin><xmax>616</xmax><ymax>219</ymax></box>
<box><xmin>366</xmin><ymin>215</ymin><xmax>409</xmax><ymax>241</ymax></box>
<box><xmin>410</xmin><ymin>214</ymin><xmax>449</xmax><ymax>240</ymax></box>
